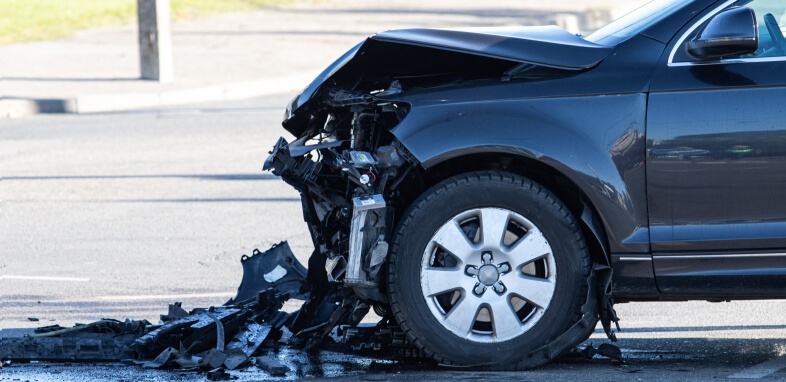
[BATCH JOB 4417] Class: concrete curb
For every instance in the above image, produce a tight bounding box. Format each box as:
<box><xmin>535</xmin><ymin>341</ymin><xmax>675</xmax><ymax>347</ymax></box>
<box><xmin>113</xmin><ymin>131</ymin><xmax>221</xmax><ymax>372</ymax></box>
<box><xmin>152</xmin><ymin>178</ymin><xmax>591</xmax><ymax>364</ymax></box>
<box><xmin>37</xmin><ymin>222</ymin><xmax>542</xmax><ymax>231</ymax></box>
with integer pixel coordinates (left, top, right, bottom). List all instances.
<box><xmin>1</xmin><ymin>73</ymin><xmax>314</xmax><ymax>118</ymax></box>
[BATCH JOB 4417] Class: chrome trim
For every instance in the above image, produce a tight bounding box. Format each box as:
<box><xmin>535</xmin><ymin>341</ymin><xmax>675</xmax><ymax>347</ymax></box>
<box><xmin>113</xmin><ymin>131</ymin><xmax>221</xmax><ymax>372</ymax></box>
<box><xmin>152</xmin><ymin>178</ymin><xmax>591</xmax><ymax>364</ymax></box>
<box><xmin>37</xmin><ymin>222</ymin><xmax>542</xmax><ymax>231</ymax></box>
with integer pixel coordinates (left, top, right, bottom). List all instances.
<box><xmin>671</xmin><ymin>56</ymin><xmax>786</xmax><ymax>66</ymax></box>
<box><xmin>655</xmin><ymin>252</ymin><xmax>786</xmax><ymax>260</ymax></box>
<box><xmin>617</xmin><ymin>256</ymin><xmax>652</xmax><ymax>261</ymax></box>
<box><xmin>702</xmin><ymin>37</ymin><xmax>757</xmax><ymax>43</ymax></box>
<box><xmin>665</xmin><ymin>0</ymin><xmax>786</xmax><ymax>67</ymax></box>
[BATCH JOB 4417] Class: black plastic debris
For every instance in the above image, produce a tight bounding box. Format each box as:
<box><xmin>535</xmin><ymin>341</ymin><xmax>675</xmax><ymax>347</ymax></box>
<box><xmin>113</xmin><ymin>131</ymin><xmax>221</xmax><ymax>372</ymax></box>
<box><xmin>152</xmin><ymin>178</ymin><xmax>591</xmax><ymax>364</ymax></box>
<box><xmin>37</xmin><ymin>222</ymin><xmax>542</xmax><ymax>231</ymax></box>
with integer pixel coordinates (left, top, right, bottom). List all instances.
<box><xmin>570</xmin><ymin>343</ymin><xmax>625</xmax><ymax>365</ymax></box>
<box><xmin>160</xmin><ymin>302</ymin><xmax>189</xmax><ymax>322</ymax></box>
<box><xmin>255</xmin><ymin>355</ymin><xmax>289</xmax><ymax>376</ymax></box>
<box><xmin>198</xmin><ymin>348</ymin><xmax>228</xmax><ymax>369</ymax></box>
<box><xmin>0</xmin><ymin>319</ymin><xmax>149</xmax><ymax>362</ymax></box>
<box><xmin>229</xmin><ymin>241</ymin><xmax>308</xmax><ymax>304</ymax></box>
<box><xmin>222</xmin><ymin>348</ymin><xmax>249</xmax><ymax>370</ymax></box>
<box><xmin>131</xmin><ymin>307</ymin><xmax>245</xmax><ymax>358</ymax></box>
<box><xmin>143</xmin><ymin>347</ymin><xmax>179</xmax><ymax>369</ymax></box>
<box><xmin>226</xmin><ymin>322</ymin><xmax>271</xmax><ymax>359</ymax></box>
<box><xmin>206</xmin><ymin>367</ymin><xmax>234</xmax><ymax>381</ymax></box>
<box><xmin>0</xmin><ymin>242</ymin><xmax>423</xmax><ymax>376</ymax></box>
<box><xmin>0</xmin><ymin>331</ymin><xmax>133</xmax><ymax>362</ymax></box>
<box><xmin>327</xmin><ymin>323</ymin><xmax>427</xmax><ymax>360</ymax></box>
<box><xmin>597</xmin><ymin>343</ymin><xmax>624</xmax><ymax>363</ymax></box>
<box><xmin>31</xmin><ymin>319</ymin><xmax>148</xmax><ymax>338</ymax></box>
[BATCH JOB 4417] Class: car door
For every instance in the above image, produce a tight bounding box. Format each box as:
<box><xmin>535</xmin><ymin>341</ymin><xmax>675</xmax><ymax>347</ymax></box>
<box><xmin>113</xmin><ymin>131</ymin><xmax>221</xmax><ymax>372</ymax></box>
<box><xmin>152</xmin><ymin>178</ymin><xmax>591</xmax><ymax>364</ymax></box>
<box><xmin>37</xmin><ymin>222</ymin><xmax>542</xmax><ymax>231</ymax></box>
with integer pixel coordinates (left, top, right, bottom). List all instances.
<box><xmin>647</xmin><ymin>0</ymin><xmax>786</xmax><ymax>295</ymax></box>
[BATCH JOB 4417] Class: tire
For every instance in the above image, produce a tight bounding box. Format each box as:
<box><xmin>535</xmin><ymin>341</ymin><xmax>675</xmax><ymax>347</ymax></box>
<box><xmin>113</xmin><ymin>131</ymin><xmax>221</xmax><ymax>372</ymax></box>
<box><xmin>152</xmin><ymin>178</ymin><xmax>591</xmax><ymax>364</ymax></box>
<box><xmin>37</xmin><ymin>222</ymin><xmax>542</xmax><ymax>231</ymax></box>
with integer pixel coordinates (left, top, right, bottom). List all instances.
<box><xmin>387</xmin><ymin>171</ymin><xmax>591</xmax><ymax>370</ymax></box>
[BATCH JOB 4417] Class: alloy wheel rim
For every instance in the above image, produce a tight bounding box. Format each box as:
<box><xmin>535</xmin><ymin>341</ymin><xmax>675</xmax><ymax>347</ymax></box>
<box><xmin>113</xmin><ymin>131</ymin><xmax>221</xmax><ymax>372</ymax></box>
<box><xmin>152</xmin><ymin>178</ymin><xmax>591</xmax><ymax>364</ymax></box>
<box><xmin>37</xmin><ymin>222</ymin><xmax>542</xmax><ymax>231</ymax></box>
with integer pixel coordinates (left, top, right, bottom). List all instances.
<box><xmin>420</xmin><ymin>207</ymin><xmax>557</xmax><ymax>343</ymax></box>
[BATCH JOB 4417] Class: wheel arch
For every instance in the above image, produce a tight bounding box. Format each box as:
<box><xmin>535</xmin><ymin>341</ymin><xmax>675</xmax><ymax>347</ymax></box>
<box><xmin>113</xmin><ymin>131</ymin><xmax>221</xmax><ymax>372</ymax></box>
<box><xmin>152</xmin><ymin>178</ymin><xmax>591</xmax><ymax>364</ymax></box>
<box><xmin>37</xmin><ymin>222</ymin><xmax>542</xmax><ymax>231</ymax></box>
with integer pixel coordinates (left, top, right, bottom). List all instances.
<box><xmin>416</xmin><ymin>151</ymin><xmax>611</xmax><ymax>267</ymax></box>
<box><xmin>408</xmin><ymin>152</ymin><xmax>621</xmax><ymax>340</ymax></box>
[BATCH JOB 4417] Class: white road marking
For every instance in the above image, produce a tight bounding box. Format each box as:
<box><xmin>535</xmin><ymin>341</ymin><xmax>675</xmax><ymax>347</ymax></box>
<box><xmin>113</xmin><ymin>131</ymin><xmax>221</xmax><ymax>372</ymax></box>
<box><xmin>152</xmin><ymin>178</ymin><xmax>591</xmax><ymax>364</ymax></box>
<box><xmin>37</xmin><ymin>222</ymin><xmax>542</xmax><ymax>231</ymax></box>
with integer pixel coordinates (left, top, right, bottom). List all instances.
<box><xmin>730</xmin><ymin>355</ymin><xmax>786</xmax><ymax>379</ymax></box>
<box><xmin>0</xmin><ymin>275</ymin><xmax>90</xmax><ymax>282</ymax></box>
<box><xmin>96</xmin><ymin>292</ymin><xmax>235</xmax><ymax>301</ymax></box>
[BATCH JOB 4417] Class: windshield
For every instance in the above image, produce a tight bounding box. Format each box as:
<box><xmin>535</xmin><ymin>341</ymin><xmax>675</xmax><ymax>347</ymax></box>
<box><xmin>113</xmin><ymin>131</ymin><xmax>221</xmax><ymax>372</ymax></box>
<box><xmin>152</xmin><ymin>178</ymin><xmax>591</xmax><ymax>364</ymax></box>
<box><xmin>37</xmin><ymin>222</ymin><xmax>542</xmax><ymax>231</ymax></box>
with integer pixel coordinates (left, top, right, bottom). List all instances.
<box><xmin>586</xmin><ymin>0</ymin><xmax>694</xmax><ymax>45</ymax></box>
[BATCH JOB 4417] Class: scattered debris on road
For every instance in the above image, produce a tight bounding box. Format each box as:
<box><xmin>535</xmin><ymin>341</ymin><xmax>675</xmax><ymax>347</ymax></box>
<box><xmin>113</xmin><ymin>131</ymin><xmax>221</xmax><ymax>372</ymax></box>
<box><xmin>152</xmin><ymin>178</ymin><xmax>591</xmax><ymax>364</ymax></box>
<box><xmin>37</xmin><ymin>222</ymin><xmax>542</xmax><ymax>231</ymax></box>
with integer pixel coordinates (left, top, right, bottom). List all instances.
<box><xmin>0</xmin><ymin>241</ymin><xmax>431</xmax><ymax>378</ymax></box>
<box><xmin>576</xmin><ymin>343</ymin><xmax>625</xmax><ymax>364</ymax></box>
<box><xmin>0</xmin><ymin>241</ymin><xmax>624</xmax><ymax>377</ymax></box>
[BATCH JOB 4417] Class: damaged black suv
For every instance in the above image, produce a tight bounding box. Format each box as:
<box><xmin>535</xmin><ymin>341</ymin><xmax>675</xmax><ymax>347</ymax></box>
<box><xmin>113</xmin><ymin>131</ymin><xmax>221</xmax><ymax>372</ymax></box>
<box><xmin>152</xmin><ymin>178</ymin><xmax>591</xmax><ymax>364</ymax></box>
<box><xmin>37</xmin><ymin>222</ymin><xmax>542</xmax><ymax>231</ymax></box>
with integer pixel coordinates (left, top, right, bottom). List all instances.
<box><xmin>265</xmin><ymin>0</ymin><xmax>786</xmax><ymax>370</ymax></box>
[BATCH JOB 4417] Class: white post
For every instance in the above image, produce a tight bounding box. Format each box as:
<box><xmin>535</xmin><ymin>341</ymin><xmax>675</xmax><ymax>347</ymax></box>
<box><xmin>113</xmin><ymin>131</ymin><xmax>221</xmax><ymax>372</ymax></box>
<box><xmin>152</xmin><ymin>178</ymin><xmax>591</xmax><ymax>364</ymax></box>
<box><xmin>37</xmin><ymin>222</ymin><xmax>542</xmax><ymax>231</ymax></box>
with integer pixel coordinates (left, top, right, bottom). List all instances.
<box><xmin>137</xmin><ymin>0</ymin><xmax>173</xmax><ymax>83</ymax></box>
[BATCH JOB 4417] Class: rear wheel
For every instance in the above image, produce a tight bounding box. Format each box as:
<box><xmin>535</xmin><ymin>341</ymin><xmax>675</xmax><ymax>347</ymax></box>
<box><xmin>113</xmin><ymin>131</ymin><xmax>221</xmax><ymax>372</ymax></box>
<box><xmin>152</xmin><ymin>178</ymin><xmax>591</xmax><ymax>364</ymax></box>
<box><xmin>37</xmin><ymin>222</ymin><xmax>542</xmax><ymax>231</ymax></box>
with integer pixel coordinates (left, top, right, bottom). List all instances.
<box><xmin>387</xmin><ymin>171</ymin><xmax>591</xmax><ymax>369</ymax></box>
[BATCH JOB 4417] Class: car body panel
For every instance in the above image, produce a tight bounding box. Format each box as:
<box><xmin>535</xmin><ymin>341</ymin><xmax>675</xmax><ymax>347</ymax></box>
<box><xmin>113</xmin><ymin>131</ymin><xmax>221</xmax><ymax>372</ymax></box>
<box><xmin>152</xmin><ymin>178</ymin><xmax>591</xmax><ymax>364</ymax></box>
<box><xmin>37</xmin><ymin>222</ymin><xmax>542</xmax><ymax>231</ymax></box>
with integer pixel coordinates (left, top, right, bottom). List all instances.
<box><xmin>611</xmin><ymin>254</ymin><xmax>659</xmax><ymax>299</ymax></box>
<box><xmin>371</xmin><ymin>26</ymin><xmax>613</xmax><ymax>69</ymax></box>
<box><xmin>653</xmin><ymin>252</ymin><xmax>786</xmax><ymax>298</ymax></box>
<box><xmin>391</xmin><ymin>93</ymin><xmax>650</xmax><ymax>254</ymax></box>
<box><xmin>644</xmin><ymin>0</ymin><xmax>786</xmax><ymax>297</ymax></box>
<box><xmin>288</xmin><ymin>42</ymin><xmax>363</xmax><ymax>116</ymax></box>
<box><xmin>388</xmin><ymin>34</ymin><xmax>667</xmax><ymax>254</ymax></box>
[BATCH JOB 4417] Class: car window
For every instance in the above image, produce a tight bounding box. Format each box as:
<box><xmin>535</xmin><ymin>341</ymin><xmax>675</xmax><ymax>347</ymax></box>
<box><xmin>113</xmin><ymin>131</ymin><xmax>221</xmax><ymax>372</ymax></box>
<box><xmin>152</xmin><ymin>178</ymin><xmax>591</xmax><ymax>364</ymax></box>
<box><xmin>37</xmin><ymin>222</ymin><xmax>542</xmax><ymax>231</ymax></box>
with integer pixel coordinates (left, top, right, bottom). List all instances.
<box><xmin>673</xmin><ymin>0</ymin><xmax>786</xmax><ymax>63</ymax></box>
<box><xmin>585</xmin><ymin>0</ymin><xmax>692</xmax><ymax>46</ymax></box>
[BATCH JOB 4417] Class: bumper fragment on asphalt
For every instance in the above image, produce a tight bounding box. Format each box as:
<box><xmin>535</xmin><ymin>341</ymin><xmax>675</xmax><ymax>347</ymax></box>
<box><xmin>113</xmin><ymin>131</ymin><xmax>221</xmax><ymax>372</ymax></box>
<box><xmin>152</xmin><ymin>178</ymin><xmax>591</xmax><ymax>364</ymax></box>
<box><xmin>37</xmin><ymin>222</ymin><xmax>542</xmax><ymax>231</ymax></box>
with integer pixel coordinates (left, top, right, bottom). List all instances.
<box><xmin>0</xmin><ymin>241</ymin><xmax>427</xmax><ymax>377</ymax></box>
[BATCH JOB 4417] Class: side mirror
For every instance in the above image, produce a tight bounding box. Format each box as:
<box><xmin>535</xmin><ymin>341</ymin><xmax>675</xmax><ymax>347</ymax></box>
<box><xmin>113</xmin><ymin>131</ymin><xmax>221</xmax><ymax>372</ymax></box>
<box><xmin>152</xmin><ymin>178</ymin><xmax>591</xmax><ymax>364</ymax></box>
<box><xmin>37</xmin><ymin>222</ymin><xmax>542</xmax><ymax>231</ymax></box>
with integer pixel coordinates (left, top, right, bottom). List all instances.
<box><xmin>687</xmin><ymin>7</ymin><xmax>758</xmax><ymax>60</ymax></box>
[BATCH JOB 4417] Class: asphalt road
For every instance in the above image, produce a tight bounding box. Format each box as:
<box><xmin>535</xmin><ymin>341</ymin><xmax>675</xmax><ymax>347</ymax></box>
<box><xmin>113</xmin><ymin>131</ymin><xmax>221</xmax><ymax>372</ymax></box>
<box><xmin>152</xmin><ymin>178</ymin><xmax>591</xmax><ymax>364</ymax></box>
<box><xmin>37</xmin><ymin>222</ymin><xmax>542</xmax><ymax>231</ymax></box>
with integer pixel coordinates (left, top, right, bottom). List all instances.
<box><xmin>4</xmin><ymin>97</ymin><xmax>786</xmax><ymax>381</ymax></box>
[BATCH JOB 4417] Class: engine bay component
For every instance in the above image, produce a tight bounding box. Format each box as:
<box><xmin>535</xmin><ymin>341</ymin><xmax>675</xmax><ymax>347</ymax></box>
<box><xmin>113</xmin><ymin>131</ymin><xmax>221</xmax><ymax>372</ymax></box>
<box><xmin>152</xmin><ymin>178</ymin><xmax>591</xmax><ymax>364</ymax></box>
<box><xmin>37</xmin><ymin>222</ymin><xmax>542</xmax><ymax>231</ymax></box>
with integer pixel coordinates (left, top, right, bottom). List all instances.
<box><xmin>347</xmin><ymin>151</ymin><xmax>376</xmax><ymax>169</ymax></box>
<box><xmin>346</xmin><ymin>195</ymin><xmax>387</xmax><ymax>288</ymax></box>
<box><xmin>263</xmin><ymin>80</ymin><xmax>415</xmax><ymax>310</ymax></box>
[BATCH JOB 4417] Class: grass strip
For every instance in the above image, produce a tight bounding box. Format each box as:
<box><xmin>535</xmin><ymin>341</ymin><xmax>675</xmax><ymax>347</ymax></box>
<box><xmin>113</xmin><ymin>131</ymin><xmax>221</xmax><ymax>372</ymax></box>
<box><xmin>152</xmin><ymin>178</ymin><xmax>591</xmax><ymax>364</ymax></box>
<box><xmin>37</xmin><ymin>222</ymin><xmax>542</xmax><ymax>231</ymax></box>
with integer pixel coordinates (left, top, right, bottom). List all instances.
<box><xmin>0</xmin><ymin>0</ymin><xmax>292</xmax><ymax>45</ymax></box>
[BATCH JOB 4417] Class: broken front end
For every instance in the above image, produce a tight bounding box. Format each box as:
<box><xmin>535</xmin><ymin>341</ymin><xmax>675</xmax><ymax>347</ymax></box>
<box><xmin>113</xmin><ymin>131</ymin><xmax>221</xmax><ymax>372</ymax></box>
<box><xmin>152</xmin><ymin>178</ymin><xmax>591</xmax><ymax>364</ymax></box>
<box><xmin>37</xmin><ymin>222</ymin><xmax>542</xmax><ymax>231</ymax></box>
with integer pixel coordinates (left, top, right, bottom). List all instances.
<box><xmin>264</xmin><ymin>26</ymin><xmax>621</xmax><ymax>370</ymax></box>
<box><xmin>264</xmin><ymin>86</ymin><xmax>412</xmax><ymax>311</ymax></box>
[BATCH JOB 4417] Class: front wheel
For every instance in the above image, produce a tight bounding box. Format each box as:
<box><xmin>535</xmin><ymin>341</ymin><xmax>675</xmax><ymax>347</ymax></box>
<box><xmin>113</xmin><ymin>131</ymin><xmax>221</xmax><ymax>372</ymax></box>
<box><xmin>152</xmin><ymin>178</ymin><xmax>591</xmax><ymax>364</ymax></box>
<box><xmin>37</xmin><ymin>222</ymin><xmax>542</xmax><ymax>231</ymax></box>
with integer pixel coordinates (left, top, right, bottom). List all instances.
<box><xmin>387</xmin><ymin>171</ymin><xmax>592</xmax><ymax>369</ymax></box>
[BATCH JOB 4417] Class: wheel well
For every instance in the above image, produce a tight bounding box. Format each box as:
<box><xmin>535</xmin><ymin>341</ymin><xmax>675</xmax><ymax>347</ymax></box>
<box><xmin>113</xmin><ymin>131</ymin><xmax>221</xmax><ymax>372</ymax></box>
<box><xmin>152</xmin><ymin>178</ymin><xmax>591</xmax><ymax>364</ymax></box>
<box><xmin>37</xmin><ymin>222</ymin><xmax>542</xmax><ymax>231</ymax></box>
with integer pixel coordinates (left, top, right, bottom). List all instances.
<box><xmin>402</xmin><ymin>153</ymin><xmax>609</xmax><ymax>265</ymax></box>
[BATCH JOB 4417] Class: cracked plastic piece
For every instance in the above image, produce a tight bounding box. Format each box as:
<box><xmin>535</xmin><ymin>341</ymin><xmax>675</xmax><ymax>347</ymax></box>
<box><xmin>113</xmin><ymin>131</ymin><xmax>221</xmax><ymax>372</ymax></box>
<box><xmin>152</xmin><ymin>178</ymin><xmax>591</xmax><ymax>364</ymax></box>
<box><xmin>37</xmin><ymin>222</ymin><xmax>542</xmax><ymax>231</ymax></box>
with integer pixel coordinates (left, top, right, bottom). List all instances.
<box><xmin>0</xmin><ymin>319</ymin><xmax>149</xmax><ymax>362</ymax></box>
<box><xmin>0</xmin><ymin>329</ymin><xmax>139</xmax><ymax>362</ymax></box>
<box><xmin>327</xmin><ymin>323</ymin><xmax>426</xmax><ymax>360</ymax></box>
<box><xmin>131</xmin><ymin>307</ymin><xmax>244</xmax><ymax>358</ymax></box>
<box><xmin>229</xmin><ymin>241</ymin><xmax>308</xmax><ymax>304</ymax></box>
<box><xmin>206</xmin><ymin>367</ymin><xmax>233</xmax><ymax>381</ymax></box>
<box><xmin>143</xmin><ymin>347</ymin><xmax>179</xmax><ymax>369</ymax></box>
<box><xmin>160</xmin><ymin>302</ymin><xmax>189</xmax><ymax>322</ymax></box>
<box><xmin>226</xmin><ymin>322</ymin><xmax>271</xmax><ymax>356</ymax></box>
<box><xmin>199</xmin><ymin>349</ymin><xmax>228</xmax><ymax>369</ymax></box>
<box><xmin>222</xmin><ymin>348</ymin><xmax>249</xmax><ymax>370</ymax></box>
<box><xmin>572</xmin><ymin>343</ymin><xmax>624</xmax><ymax>364</ymax></box>
<box><xmin>255</xmin><ymin>355</ymin><xmax>290</xmax><ymax>376</ymax></box>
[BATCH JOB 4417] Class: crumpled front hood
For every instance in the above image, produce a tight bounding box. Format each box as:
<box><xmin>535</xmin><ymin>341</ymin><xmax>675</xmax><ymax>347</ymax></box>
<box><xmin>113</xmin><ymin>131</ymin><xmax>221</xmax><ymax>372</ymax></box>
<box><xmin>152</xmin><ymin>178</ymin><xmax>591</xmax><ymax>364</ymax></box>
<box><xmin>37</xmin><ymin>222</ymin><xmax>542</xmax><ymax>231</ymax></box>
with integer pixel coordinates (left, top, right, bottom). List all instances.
<box><xmin>285</xmin><ymin>25</ymin><xmax>613</xmax><ymax>135</ymax></box>
<box><xmin>371</xmin><ymin>25</ymin><xmax>612</xmax><ymax>70</ymax></box>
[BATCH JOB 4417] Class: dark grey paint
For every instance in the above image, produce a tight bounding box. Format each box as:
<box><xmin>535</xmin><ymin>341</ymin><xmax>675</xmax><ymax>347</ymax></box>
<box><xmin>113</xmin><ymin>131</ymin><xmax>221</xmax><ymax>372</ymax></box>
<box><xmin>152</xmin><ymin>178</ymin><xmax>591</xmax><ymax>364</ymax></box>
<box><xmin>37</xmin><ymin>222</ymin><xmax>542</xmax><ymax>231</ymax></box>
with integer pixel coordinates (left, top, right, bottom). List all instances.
<box><xmin>653</xmin><ymin>252</ymin><xmax>786</xmax><ymax>298</ymax></box>
<box><xmin>371</xmin><ymin>26</ymin><xmax>612</xmax><ymax>69</ymax></box>
<box><xmin>391</xmin><ymin>93</ymin><xmax>650</xmax><ymax>254</ymax></box>
<box><xmin>611</xmin><ymin>255</ymin><xmax>659</xmax><ymax>300</ymax></box>
<box><xmin>384</xmin><ymin>34</ymin><xmax>667</xmax><ymax>254</ymax></box>
<box><xmin>645</xmin><ymin>0</ymin><xmax>786</xmax><ymax>298</ymax></box>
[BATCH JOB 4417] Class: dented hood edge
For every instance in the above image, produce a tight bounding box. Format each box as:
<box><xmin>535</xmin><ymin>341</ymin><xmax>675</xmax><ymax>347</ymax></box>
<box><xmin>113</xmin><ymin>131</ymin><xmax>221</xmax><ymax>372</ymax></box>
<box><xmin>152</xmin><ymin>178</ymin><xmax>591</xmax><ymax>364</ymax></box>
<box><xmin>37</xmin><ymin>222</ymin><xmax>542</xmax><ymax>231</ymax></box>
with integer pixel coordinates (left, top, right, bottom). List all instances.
<box><xmin>371</xmin><ymin>25</ymin><xmax>613</xmax><ymax>70</ymax></box>
<box><xmin>286</xmin><ymin>26</ymin><xmax>612</xmax><ymax>130</ymax></box>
